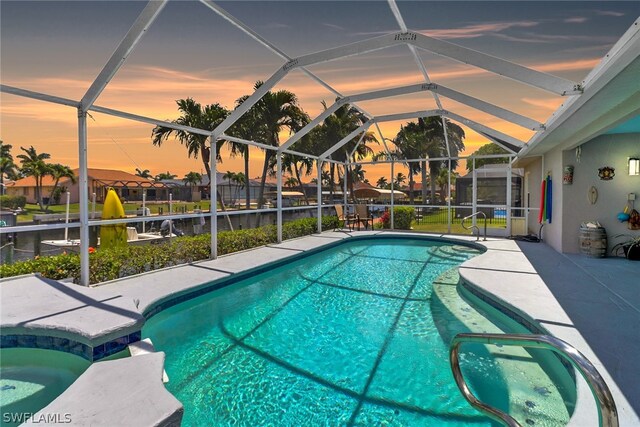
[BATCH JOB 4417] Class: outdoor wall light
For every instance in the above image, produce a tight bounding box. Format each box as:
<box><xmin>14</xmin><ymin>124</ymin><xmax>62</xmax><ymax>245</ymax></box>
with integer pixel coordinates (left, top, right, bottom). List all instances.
<box><xmin>630</xmin><ymin>158</ymin><xmax>640</xmax><ymax>176</ymax></box>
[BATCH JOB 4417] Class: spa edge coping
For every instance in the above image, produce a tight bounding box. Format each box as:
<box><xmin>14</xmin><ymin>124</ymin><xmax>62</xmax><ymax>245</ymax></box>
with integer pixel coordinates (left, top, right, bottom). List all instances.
<box><xmin>0</xmin><ymin>230</ymin><xmax>627</xmax><ymax>426</ymax></box>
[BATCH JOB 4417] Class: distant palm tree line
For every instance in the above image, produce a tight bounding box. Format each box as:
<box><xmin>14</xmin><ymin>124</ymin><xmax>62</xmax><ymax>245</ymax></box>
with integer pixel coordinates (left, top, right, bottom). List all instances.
<box><xmin>150</xmin><ymin>87</ymin><xmax>473</xmax><ymax>211</ymax></box>
<box><xmin>2</xmin><ymin>144</ymin><xmax>76</xmax><ymax>212</ymax></box>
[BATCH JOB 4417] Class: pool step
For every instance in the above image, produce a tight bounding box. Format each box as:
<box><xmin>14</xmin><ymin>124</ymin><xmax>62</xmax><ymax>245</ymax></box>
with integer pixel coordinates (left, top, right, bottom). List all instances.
<box><xmin>128</xmin><ymin>338</ymin><xmax>170</xmax><ymax>383</ymax></box>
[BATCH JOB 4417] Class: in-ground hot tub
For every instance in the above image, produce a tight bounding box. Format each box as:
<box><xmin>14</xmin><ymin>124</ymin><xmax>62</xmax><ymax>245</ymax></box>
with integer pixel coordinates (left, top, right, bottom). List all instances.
<box><xmin>0</xmin><ymin>348</ymin><xmax>90</xmax><ymax>426</ymax></box>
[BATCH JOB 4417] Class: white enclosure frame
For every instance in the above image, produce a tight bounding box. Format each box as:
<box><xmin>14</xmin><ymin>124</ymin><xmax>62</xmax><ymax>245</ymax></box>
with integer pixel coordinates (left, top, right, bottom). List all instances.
<box><xmin>6</xmin><ymin>0</ymin><xmax>632</xmax><ymax>286</ymax></box>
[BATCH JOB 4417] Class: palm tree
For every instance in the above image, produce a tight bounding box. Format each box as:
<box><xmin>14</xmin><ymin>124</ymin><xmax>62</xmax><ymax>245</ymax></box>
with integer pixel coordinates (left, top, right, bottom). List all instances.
<box><xmin>152</xmin><ymin>98</ymin><xmax>233</xmax><ymax>229</ymax></box>
<box><xmin>284</xmin><ymin>176</ymin><xmax>298</xmax><ymax>189</ymax></box>
<box><xmin>222</xmin><ymin>171</ymin><xmax>236</xmax><ymax>206</ymax></box>
<box><xmin>44</xmin><ymin>164</ymin><xmax>76</xmax><ymax>211</ymax></box>
<box><xmin>376</xmin><ymin>176</ymin><xmax>388</xmax><ymax>189</ymax></box>
<box><xmin>0</xmin><ymin>142</ymin><xmax>18</xmax><ymax>195</ymax></box>
<box><xmin>231</xmin><ymin>172</ymin><xmax>246</xmax><ymax>204</ymax></box>
<box><xmin>395</xmin><ymin>172</ymin><xmax>406</xmax><ymax>188</ymax></box>
<box><xmin>183</xmin><ymin>171</ymin><xmax>202</xmax><ymax>202</ymax></box>
<box><xmin>16</xmin><ymin>146</ymin><xmax>51</xmax><ymax>211</ymax></box>
<box><xmin>154</xmin><ymin>171</ymin><xmax>177</xmax><ymax>181</ymax></box>
<box><xmin>278</xmin><ymin>150</ymin><xmax>314</xmax><ymax>206</ymax></box>
<box><xmin>396</xmin><ymin>117</ymin><xmax>465</xmax><ymax>204</ymax></box>
<box><xmin>135</xmin><ymin>168</ymin><xmax>152</xmax><ymax>179</ymax></box>
<box><xmin>236</xmin><ymin>81</ymin><xmax>308</xmax><ymax>225</ymax></box>
<box><xmin>153</xmin><ymin>171</ymin><xmax>178</xmax><ymax>181</ymax></box>
<box><xmin>314</xmin><ymin>102</ymin><xmax>377</xmax><ymax>200</ymax></box>
<box><xmin>436</xmin><ymin>168</ymin><xmax>458</xmax><ymax>203</ymax></box>
<box><xmin>227</xmin><ymin>92</ymin><xmax>268</xmax><ymax>210</ymax></box>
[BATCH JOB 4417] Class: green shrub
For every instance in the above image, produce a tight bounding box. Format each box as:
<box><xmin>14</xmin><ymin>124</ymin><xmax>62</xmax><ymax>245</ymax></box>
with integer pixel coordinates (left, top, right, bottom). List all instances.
<box><xmin>380</xmin><ymin>207</ymin><xmax>415</xmax><ymax>230</ymax></box>
<box><xmin>394</xmin><ymin>206</ymin><xmax>415</xmax><ymax>229</ymax></box>
<box><xmin>0</xmin><ymin>195</ymin><xmax>26</xmax><ymax>210</ymax></box>
<box><xmin>0</xmin><ymin>215</ymin><xmax>341</xmax><ymax>284</ymax></box>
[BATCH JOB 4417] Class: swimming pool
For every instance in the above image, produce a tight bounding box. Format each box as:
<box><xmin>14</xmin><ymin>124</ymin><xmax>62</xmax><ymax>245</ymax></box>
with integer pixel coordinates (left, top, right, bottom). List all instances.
<box><xmin>143</xmin><ymin>237</ymin><xmax>576</xmax><ymax>426</ymax></box>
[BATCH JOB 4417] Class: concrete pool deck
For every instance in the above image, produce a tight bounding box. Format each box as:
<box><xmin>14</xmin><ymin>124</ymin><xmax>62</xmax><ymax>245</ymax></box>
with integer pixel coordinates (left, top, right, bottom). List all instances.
<box><xmin>1</xmin><ymin>230</ymin><xmax>638</xmax><ymax>426</ymax></box>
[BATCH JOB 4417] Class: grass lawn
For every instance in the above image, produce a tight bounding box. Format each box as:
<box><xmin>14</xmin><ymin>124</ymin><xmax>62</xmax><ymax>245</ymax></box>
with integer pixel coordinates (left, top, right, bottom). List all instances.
<box><xmin>407</xmin><ymin>208</ymin><xmax>506</xmax><ymax>234</ymax></box>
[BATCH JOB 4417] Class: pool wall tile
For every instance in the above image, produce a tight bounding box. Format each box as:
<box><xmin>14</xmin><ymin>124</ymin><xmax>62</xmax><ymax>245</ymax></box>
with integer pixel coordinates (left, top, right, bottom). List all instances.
<box><xmin>1</xmin><ymin>331</ymin><xmax>141</xmax><ymax>362</ymax></box>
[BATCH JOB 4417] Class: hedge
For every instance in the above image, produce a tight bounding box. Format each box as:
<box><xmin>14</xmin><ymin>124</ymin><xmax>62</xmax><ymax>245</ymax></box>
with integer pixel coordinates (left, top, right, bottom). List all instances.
<box><xmin>380</xmin><ymin>206</ymin><xmax>415</xmax><ymax>230</ymax></box>
<box><xmin>0</xmin><ymin>195</ymin><xmax>27</xmax><ymax>210</ymax></box>
<box><xmin>0</xmin><ymin>215</ymin><xmax>340</xmax><ymax>285</ymax></box>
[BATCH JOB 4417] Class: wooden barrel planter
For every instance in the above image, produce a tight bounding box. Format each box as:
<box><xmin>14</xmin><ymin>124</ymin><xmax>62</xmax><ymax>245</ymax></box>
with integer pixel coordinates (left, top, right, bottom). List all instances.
<box><xmin>579</xmin><ymin>226</ymin><xmax>607</xmax><ymax>258</ymax></box>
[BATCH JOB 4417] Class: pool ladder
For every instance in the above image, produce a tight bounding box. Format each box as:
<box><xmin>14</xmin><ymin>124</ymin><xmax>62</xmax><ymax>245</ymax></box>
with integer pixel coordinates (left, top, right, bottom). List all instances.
<box><xmin>461</xmin><ymin>211</ymin><xmax>487</xmax><ymax>241</ymax></box>
<box><xmin>449</xmin><ymin>333</ymin><xmax>619</xmax><ymax>427</ymax></box>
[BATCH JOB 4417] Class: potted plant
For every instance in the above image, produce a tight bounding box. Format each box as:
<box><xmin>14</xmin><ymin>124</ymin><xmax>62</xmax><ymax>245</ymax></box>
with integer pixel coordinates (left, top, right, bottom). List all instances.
<box><xmin>611</xmin><ymin>234</ymin><xmax>640</xmax><ymax>260</ymax></box>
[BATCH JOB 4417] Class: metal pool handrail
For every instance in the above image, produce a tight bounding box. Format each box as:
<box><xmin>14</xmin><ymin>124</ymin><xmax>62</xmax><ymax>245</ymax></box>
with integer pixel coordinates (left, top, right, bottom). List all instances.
<box><xmin>461</xmin><ymin>211</ymin><xmax>487</xmax><ymax>241</ymax></box>
<box><xmin>449</xmin><ymin>333</ymin><xmax>619</xmax><ymax>427</ymax></box>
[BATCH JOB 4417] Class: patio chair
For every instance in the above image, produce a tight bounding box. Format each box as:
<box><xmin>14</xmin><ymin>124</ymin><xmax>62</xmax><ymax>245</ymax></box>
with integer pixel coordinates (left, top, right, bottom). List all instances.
<box><xmin>334</xmin><ymin>204</ymin><xmax>357</xmax><ymax>231</ymax></box>
<box><xmin>355</xmin><ymin>204</ymin><xmax>374</xmax><ymax>230</ymax></box>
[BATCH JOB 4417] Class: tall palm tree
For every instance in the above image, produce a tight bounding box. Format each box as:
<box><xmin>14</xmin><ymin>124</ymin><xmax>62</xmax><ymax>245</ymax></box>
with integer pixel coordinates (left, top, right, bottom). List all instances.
<box><xmin>232</xmin><ymin>172</ymin><xmax>246</xmax><ymax>204</ymax></box>
<box><xmin>396</xmin><ymin>117</ymin><xmax>465</xmax><ymax>204</ymax></box>
<box><xmin>44</xmin><ymin>164</ymin><xmax>76</xmax><ymax>211</ymax></box>
<box><xmin>222</xmin><ymin>171</ymin><xmax>236</xmax><ymax>205</ymax></box>
<box><xmin>152</xmin><ymin>98</ymin><xmax>233</xmax><ymax>229</ymax></box>
<box><xmin>0</xmin><ymin>142</ymin><xmax>18</xmax><ymax>194</ymax></box>
<box><xmin>154</xmin><ymin>171</ymin><xmax>177</xmax><ymax>181</ymax></box>
<box><xmin>236</xmin><ymin>81</ymin><xmax>308</xmax><ymax>225</ymax></box>
<box><xmin>227</xmin><ymin>92</ymin><xmax>268</xmax><ymax>210</ymax></box>
<box><xmin>135</xmin><ymin>168</ymin><xmax>152</xmax><ymax>179</ymax></box>
<box><xmin>313</xmin><ymin>102</ymin><xmax>377</xmax><ymax>201</ymax></box>
<box><xmin>394</xmin><ymin>126</ymin><xmax>426</xmax><ymax>204</ymax></box>
<box><xmin>16</xmin><ymin>146</ymin><xmax>51</xmax><ymax>211</ymax></box>
<box><xmin>376</xmin><ymin>176</ymin><xmax>388</xmax><ymax>189</ymax></box>
<box><xmin>395</xmin><ymin>172</ymin><xmax>406</xmax><ymax>188</ymax></box>
<box><xmin>436</xmin><ymin>168</ymin><xmax>458</xmax><ymax>203</ymax></box>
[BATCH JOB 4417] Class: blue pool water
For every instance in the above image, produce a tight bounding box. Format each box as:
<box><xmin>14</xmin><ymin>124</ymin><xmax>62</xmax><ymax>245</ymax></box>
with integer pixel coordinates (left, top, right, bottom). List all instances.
<box><xmin>144</xmin><ymin>238</ymin><xmax>575</xmax><ymax>426</ymax></box>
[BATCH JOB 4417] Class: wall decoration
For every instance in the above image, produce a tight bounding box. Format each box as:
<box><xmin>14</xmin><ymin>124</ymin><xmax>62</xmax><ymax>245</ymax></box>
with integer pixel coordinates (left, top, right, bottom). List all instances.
<box><xmin>563</xmin><ymin>165</ymin><xmax>574</xmax><ymax>185</ymax></box>
<box><xmin>598</xmin><ymin>166</ymin><xmax>615</xmax><ymax>180</ymax></box>
<box><xmin>588</xmin><ymin>186</ymin><xmax>598</xmax><ymax>205</ymax></box>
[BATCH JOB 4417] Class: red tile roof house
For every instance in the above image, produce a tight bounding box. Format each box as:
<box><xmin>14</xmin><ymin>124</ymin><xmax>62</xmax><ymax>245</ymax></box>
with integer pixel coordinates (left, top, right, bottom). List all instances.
<box><xmin>6</xmin><ymin>168</ymin><xmax>168</xmax><ymax>204</ymax></box>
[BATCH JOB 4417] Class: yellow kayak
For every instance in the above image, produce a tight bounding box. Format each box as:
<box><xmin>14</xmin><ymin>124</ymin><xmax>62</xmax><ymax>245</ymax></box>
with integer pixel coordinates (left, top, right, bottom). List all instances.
<box><xmin>99</xmin><ymin>188</ymin><xmax>127</xmax><ymax>249</ymax></box>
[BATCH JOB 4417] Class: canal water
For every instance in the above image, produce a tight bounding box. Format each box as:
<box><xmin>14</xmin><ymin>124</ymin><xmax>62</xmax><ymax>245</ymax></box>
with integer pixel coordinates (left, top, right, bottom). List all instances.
<box><xmin>1</xmin><ymin>208</ymin><xmax>328</xmax><ymax>264</ymax></box>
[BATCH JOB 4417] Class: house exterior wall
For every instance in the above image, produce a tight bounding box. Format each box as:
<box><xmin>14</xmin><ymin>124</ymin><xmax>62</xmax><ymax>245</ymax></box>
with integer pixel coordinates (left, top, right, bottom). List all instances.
<box><xmin>524</xmin><ymin>157</ymin><xmax>542</xmax><ymax>235</ymax></box>
<box><xmin>561</xmin><ymin>133</ymin><xmax>640</xmax><ymax>253</ymax></box>
<box><xmin>537</xmin><ymin>146</ymin><xmax>565</xmax><ymax>252</ymax></box>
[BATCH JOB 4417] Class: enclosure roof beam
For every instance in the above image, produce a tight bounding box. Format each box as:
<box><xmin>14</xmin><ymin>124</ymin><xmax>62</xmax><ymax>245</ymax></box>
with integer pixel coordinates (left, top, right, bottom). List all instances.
<box><xmin>346</xmin><ymin>82</ymin><xmax>543</xmax><ymax>130</ymax></box>
<box><xmin>221</xmin><ymin>134</ymin><xmax>318</xmax><ymax>159</ymax></box>
<box><xmin>200</xmin><ymin>0</ymin><xmax>378</xmax><ymax>127</ymax></box>
<box><xmin>319</xmin><ymin>121</ymin><xmax>373</xmax><ymax>159</ymax></box>
<box><xmin>387</xmin><ymin>0</ymin><xmax>445</xmax><ymax>112</ymax></box>
<box><xmin>443</xmin><ymin>111</ymin><xmax>524</xmax><ymax>152</ymax></box>
<box><xmin>80</xmin><ymin>0</ymin><xmax>167</xmax><ymax>111</ymax></box>
<box><xmin>90</xmin><ymin>105</ymin><xmax>212</xmax><ymax>137</ymax></box>
<box><xmin>347</xmin><ymin>131</ymin><xmax>368</xmax><ymax>160</ymax></box>
<box><xmin>279</xmin><ymin>100</ymin><xmax>345</xmax><ymax>152</ymax></box>
<box><xmin>210</xmin><ymin>66</ymin><xmax>289</xmax><ymax>139</ymax></box>
<box><xmin>289</xmin><ymin>32</ymin><xmax>581</xmax><ymax>96</ymax></box>
<box><xmin>1</xmin><ymin>84</ymin><xmax>79</xmax><ymax>108</ymax></box>
<box><xmin>374</xmin><ymin>109</ymin><xmax>442</xmax><ymax>123</ymax></box>
<box><xmin>409</xmin><ymin>34</ymin><xmax>581</xmax><ymax>95</ymax></box>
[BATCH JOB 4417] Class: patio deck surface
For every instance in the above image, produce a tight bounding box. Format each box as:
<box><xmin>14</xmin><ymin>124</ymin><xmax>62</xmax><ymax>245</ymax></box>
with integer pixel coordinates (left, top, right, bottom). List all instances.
<box><xmin>1</xmin><ymin>230</ymin><xmax>638</xmax><ymax>426</ymax></box>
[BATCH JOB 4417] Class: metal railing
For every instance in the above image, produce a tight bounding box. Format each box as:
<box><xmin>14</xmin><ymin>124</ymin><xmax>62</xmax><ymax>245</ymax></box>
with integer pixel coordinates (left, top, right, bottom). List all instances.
<box><xmin>449</xmin><ymin>333</ymin><xmax>619</xmax><ymax>427</ymax></box>
<box><xmin>461</xmin><ymin>211</ymin><xmax>487</xmax><ymax>241</ymax></box>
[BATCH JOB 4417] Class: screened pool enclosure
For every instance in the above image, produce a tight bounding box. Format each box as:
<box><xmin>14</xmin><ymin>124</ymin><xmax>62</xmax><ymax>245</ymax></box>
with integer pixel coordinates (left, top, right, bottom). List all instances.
<box><xmin>2</xmin><ymin>0</ymin><xmax>621</xmax><ymax>286</ymax></box>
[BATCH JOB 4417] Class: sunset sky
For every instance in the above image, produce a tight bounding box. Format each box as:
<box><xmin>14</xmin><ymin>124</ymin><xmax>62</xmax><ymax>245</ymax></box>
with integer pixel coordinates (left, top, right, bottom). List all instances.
<box><xmin>1</xmin><ymin>1</ymin><xmax>638</xmax><ymax>183</ymax></box>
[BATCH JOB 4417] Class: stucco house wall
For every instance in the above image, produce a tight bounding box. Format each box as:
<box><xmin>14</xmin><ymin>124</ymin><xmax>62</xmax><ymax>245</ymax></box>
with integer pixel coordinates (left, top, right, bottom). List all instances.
<box><xmin>561</xmin><ymin>133</ymin><xmax>640</xmax><ymax>254</ymax></box>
